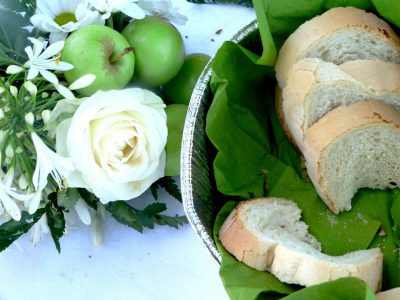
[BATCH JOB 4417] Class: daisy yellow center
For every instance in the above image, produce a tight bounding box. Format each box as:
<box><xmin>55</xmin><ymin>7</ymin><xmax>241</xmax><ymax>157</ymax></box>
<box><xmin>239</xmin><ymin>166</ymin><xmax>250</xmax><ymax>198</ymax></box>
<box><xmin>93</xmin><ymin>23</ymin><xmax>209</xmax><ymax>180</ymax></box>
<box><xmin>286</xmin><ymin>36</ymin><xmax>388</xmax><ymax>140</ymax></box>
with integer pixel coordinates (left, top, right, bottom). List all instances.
<box><xmin>54</xmin><ymin>12</ymin><xmax>77</xmax><ymax>26</ymax></box>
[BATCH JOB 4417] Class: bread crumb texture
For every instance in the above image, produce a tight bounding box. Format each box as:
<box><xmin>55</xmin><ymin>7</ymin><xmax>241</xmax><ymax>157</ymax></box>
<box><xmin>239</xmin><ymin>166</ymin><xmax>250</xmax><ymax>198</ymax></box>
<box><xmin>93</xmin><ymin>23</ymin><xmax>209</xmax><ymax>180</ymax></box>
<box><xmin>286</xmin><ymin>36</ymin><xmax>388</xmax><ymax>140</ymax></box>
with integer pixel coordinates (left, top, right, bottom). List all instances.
<box><xmin>219</xmin><ymin>198</ymin><xmax>383</xmax><ymax>291</ymax></box>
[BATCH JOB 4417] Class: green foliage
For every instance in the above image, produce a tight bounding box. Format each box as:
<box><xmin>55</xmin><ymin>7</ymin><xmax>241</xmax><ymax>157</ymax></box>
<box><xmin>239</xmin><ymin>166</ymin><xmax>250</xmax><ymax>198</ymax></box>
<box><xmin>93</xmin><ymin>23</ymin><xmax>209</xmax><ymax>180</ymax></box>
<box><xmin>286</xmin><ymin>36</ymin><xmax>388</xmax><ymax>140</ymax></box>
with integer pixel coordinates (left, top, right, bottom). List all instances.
<box><xmin>150</xmin><ymin>176</ymin><xmax>182</xmax><ymax>202</ymax></box>
<box><xmin>78</xmin><ymin>188</ymin><xmax>99</xmax><ymax>210</ymax></box>
<box><xmin>0</xmin><ymin>0</ymin><xmax>39</xmax><ymax>66</ymax></box>
<box><xmin>0</xmin><ymin>208</ymin><xmax>46</xmax><ymax>251</ymax></box>
<box><xmin>283</xmin><ymin>277</ymin><xmax>377</xmax><ymax>300</ymax></box>
<box><xmin>46</xmin><ymin>206</ymin><xmax>66</xmax><ymax>253</ymax></box>
<box><xmin>57</xmin><ymin>189</ymin><xmax>80</xmax><ymax>210</ymax></box>
<box><xmin>105</xmin><ymin>200</ymin><xmax>187</xmax><ymax>232</ymax></box>
<box><xmin>391</xmin><ymin>189</ymin><xmax>400</xmax><ymax>247</ymax></box>
<box><xmin>206</xmin><ymin>41</ymin><xmax>275</xmax><ymax>198</ymax></box>
<box><xmin>371</xmin><ymin>0</ymin><xmax>400</xmax><ymax>28</ymax></box>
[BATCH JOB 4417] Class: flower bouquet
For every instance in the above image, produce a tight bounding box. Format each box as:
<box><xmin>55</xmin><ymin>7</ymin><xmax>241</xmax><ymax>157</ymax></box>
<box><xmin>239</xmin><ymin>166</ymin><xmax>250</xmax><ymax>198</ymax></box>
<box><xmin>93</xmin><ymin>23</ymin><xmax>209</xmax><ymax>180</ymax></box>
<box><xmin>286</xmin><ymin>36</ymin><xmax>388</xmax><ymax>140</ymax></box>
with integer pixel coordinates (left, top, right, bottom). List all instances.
<box><xmin>0</xmin><ymin>0</ymin><xmax>194</xmax><ymax>252</ymax></box>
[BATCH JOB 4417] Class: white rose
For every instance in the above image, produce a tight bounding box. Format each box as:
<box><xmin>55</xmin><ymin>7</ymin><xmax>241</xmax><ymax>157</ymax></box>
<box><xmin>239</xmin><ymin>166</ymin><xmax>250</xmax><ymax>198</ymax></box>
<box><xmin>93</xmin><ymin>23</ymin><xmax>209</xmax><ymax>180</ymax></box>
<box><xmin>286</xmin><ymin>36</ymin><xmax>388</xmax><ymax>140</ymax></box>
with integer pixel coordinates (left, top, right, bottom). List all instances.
<box><xmin>56</xmin><ymin>88</ymin><xmax>167</xmax><ymax>203</ymax></box>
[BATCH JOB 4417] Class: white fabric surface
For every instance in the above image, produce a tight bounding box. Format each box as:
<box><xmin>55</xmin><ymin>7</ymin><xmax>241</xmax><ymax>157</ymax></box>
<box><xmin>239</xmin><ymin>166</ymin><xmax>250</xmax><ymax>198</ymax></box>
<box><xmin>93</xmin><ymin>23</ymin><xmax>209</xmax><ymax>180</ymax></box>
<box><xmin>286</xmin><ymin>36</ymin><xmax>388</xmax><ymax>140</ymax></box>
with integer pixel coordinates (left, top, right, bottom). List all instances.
<box><xmin>0</xmin><ymin>2</ymin><xmax>255</xmax><ymax>300</ymax></box>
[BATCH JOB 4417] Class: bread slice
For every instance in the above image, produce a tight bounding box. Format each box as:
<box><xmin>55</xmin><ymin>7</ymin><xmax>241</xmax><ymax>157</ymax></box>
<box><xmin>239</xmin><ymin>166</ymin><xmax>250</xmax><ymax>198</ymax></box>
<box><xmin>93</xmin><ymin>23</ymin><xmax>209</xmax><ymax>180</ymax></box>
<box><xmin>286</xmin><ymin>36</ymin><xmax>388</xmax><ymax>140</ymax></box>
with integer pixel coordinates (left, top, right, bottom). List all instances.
<box><xmin>377</xmin><ymin>287</ymin><xmax>400</xmax><ymax>300</ymax></box>
<box><xmin>281</xmin><ymin>58</ymin><xmax>400</xmax><ymax>149</ymax></box>
<box><xmin>303</xmin><ymin>100</ymin><xmax>400</xmax><ymax>213</ymax></box>
<box><xmin>275</xmin><ymin>7</ymin><xmax>400</xmax><ymax>88</ymax></box>
<box><xmin>219</xmin><ymin>197</ymin><xmax>383</xmax><ymax>291</ymax></box>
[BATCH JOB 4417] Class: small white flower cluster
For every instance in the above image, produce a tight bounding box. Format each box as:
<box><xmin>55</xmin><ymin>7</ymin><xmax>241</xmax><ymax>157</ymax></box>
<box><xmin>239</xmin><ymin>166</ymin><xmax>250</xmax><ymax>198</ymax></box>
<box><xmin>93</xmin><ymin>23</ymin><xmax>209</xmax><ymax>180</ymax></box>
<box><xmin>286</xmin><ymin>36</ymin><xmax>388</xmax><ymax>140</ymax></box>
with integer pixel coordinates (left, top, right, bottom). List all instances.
<box><xmin>0</xmin><ymin>71</ymin><xmax>96</xmax><ymax>244</ymax></box>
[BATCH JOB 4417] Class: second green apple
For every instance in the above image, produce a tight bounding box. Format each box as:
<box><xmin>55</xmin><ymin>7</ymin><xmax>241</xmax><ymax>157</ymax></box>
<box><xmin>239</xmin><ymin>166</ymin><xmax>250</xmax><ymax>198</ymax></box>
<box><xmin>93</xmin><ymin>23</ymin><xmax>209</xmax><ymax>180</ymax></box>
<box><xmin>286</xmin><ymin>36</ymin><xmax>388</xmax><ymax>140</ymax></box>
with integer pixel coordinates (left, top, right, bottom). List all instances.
<box><xmin>122</xmin><ymin>16</ymin><xmax>185</xmax><ymax>87</ymax></box>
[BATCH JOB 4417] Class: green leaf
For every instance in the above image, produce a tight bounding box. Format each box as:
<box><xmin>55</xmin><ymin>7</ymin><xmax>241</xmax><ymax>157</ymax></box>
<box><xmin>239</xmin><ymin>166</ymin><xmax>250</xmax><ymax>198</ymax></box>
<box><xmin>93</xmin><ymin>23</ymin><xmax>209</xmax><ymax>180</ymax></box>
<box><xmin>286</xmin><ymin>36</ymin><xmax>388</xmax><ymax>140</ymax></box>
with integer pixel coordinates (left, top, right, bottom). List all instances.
<box><xmin>0</xmin><ymin>208</ymin><xmax>46</xmax><ymax>252</ymax></box>
<box><xmin>323</xmin><ymin>0</ymin><xmax>373</xmax><ymax>10</ymax></box>
<box><xmin>151</xmin><ymin>177</ymin><xmax>182</xmax><ymax>202</ymax></box>
<box><xmin>253</xmin><ymin>0</ymin><xmax>277</xmax><ymax>65</ymax></box>
<box><xmin>253</xmin><ymin>0</ymin><xmax>373</xmax><ymax>40</ymax></box>
<box><xmin>143</xmin><ymin>202</ymin><xmax>167</xmax><ymax>214</ymax></box>
<box><xmin>354</xmin><ymin>189</ymin><xmax>400</xmax><ymax>290</ymax></box>
<box><xmin>206</xmin><ymin>41</ymin><xmax>274</xmax><ymax>199</ymax></box>
<box><xmin>255</xmin><ymin>0</ymin><xmax>323</xmax><ymax>36</ymax></box>
<box><xmin>136</xmin><ymin>203</ymin><xmax>168</xmax><ymax>229</ymax></box>
<box><xmin>106</xmin><ymin>201</ymin><xmax>188</xmax><ymax>232</ymax></box>
<box><xmin>57</xmin><ymin>188</ymin><xmax>79</xmax><ymax>210</ymax></box>
<box><xmin>371</xmin><ymin>0</ymin><xmax>400</xmax><ymax>28</ymax></box>
<box><xmin>152</xmin><ymin>214</ymin><xmax>188</xmax><ymax>229</ymax></box>
<box><xmin>283</xmin><ymin>277</ymin><xmax>377</xmax><ymax>300</ymax></box>
<box><xmin>78</xmin><ymin>188</ymin><xmax>99</xmax><ymax>210</ymax></box>
<box><xmin>150</xmin><ymin>185</ymin><xmax>159</xmax><ymax>200</ymax></box>
<box><xmin>106</xmin><ymin>201</ymin><xmax>144</xmax><ymax>232</ymax></box>
<box><xmin>391</xmin><ymin>189</ymin><xmax>400</xmax><ymax>247</ymax></box>
<box><xmin>46</xmin><ymin>207</ymin><xmax>66</xmax><ymax>253</ymax></box>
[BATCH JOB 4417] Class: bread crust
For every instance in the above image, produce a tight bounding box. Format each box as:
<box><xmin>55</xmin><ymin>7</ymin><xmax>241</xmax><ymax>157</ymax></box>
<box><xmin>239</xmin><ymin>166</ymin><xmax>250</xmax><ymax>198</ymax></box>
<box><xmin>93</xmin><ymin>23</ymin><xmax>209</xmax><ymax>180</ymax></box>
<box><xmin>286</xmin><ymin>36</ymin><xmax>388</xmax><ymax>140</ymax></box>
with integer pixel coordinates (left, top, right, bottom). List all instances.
<box><xmin>219</xmin><ymin>197</ymin><xmax>383</xmax><ymax>291</ymax></box>
<box><xmin>281</xmin><ymin>59</ymin><xmax>320</xmax><ymax>149</ymax></box>
<box><xmin>275</xmin><ymin>7</ymin><xmax>400</xmax><ymax>88</ymax></box>
<box><xmin>339</xmin><ymin>60</ymin><xmax>400</xmax><ymax>92</ymax></box>
<box><xmin>281</xmin><ymin>59</ymin><xmax>400</xmax><ymax>150</ymax></box>
<box><xmin>219</xmin><ymin>201</ymin><xmax>276</xmax><ymax>271</ymax></box>
<box><xmin>275</xmin><ymin>86</ymin><xmax>298</xmax><ymax>148</ymax></box>
<box><xmin>271</xmin><ymin>245</ymin><xmax>382</xmax><ymax>290</ymax></box>
<box><xmin>377</xmin><ymin>287</ymin><xmax>400</xmax><ymax>300</ymax></box>
<box><xmin>303</xmin><ymin>101</ymin><xmax>400</xmax><ymax>212</ymax></box>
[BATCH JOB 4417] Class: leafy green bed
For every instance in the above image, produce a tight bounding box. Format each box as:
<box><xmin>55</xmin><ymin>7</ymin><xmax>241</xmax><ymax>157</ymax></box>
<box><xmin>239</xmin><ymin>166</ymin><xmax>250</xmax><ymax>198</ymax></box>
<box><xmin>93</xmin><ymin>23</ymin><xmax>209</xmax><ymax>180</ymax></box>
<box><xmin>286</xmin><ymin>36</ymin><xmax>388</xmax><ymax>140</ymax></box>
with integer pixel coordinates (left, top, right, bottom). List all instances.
<box><xmin>205</xmin><ymin>0</ymin><xmax>400</xmax><ymax>299</ymax></box>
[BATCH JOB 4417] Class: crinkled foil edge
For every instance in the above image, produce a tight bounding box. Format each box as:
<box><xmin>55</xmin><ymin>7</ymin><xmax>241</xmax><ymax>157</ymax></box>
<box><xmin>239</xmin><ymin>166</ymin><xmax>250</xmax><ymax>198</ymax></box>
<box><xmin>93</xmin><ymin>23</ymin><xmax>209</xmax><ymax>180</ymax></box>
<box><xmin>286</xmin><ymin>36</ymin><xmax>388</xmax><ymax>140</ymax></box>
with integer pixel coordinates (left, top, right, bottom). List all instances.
<box><xmin>181</xmin><ymin>20</ymin><xmax>259</xmax><ymax>263</ymax></box>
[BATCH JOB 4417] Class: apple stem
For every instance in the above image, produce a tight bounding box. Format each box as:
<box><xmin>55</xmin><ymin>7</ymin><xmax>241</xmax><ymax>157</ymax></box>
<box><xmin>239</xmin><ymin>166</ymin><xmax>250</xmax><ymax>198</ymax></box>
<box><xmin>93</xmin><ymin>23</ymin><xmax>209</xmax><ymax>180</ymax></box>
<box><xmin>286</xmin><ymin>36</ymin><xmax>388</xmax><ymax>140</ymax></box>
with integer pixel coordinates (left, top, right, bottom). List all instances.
<box><xmin>110</xmin><ymin>47</ymin><xmax>133</xmax><ymax>63</ymax></box>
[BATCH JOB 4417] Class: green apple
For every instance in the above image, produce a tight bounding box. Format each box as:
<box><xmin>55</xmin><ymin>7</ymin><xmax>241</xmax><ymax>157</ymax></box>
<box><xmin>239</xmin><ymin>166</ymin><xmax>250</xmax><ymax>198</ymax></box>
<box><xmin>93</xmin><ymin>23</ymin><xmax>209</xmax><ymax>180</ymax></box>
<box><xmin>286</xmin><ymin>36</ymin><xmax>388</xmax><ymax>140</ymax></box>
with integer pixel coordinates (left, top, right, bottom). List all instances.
<box><xmin>122</xmin><ymin>16</ymin><xmax>185</xmax><ymax>87</ymax></box>
<box><xmin>62</xmin><ymin>25</ymin><xmax>135</xmax><ymax>96</ymax></box>
<box><xmin>162</xmin><ymin>53</ymin><xmax>210</xmax><ymax>105</ymax></box>
<box><xmin>165</xmin><ymin>104</ymin><xmax>188</xmax><ymax>177</ymax></box>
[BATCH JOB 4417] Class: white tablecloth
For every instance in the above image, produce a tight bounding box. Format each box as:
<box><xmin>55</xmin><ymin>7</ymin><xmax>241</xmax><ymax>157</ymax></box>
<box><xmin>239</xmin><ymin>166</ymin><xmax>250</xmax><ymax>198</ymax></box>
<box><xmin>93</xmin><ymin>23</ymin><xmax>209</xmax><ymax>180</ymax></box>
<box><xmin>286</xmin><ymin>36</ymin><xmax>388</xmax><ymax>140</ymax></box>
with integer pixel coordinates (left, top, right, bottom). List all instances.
<box><xmin>0</xmin><ymin>2</ymin><xmax>255</xmax><ymax>300</ymax></box>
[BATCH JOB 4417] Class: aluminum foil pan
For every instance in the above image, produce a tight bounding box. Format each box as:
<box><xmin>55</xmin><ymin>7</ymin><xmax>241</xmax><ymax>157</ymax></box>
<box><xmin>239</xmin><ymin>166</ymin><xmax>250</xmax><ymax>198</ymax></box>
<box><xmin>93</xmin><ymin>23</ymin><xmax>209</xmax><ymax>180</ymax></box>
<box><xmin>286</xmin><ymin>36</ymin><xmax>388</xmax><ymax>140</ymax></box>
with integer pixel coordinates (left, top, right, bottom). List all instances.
<box><xmin>181</xmin><ymin>20</ymin><xmax>259</xmax><ymax>263</ymax></box>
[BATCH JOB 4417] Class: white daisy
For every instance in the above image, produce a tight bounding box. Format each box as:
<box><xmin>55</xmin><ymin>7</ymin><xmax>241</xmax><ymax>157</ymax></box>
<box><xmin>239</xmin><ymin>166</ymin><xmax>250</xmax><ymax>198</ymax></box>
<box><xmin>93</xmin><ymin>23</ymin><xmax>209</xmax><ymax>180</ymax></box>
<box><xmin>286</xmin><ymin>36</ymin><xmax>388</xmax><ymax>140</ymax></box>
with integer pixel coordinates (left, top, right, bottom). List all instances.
<box><xmin>89</xmin><ymin>0</ymin><xmax>145</xmax><ymax>20</ymax></box>
<box><xmin>30</xmin><ymin>0</ymin><xmax>104</xmax><ymax>43</ymax></box>
<box><xmin>23</xmin><ymin>37</ymin><xmax>74</xmax><ymax>84</ymax></box>
<box><xmin>138</xmin><ymin>0</ymin><xmax>187</xmax><ymax>25</ymax></box>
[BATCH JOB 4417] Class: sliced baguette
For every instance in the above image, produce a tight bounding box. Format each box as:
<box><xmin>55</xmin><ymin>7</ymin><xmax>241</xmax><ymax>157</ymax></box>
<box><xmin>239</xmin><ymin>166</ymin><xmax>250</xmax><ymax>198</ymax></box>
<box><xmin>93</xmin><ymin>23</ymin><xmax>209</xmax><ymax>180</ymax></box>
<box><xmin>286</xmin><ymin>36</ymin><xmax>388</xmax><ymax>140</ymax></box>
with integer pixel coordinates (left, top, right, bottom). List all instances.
<box><xmin>219</xmin><ymin>197</ymin><xmax>383</xmax><ymax>291</ymax></box>
<box><xmin>281</xmin><ymin>58</ymin><xmax>400</xmax><ymax>149</ymax></box>
<box><xmin>303</xmin><ymin>100</ymin><xmax>400</xmax><ymax>213</ymax></box>
<box><xmin>275</xmin><ymin>7</ymin><xmax>400</xmax><ymax>88</ymax></box>
<box><xmin>377</xmin><ymin>287</ymin><xmax>400</xmax><ymax>300</ymax></box>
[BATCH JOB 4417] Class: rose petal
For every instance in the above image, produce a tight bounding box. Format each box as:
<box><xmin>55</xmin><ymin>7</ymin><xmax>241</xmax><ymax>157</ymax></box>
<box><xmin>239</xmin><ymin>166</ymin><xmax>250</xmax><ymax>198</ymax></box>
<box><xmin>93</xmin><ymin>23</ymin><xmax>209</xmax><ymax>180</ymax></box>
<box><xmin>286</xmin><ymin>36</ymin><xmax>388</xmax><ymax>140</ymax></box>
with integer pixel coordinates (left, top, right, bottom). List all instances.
<box><xmin>65</xmin><ymin>88</ymin><xmax>167</xmax><ymax>202</ymax></box>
